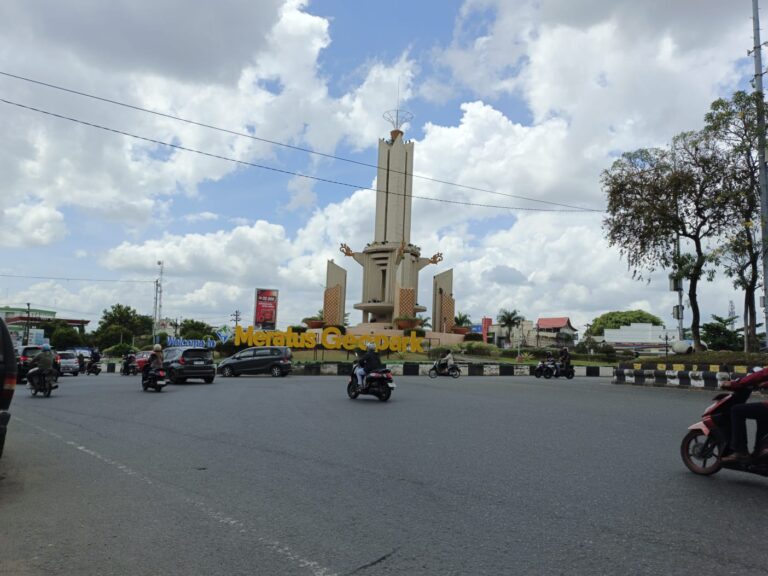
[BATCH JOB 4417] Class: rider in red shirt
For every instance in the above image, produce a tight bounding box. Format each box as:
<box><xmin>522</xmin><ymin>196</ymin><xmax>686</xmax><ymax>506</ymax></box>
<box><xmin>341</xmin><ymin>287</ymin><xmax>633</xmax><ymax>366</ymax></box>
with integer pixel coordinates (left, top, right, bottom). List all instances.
<box><xmin>721</xmin><ymin>367</ymin><xmax>768</xmax><ymax>464</ymax></box>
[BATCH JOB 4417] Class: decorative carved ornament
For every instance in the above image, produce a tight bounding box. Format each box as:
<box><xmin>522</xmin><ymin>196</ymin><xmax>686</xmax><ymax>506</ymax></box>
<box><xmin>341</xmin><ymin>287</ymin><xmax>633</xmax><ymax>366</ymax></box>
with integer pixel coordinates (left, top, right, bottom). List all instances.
<box><xmin>428</xmin><ymin>252</ymin><xmax>443</xmax><ymax>265</ymax></box>
<box><xmin>340</xmin><ymin>243</ymin><xmax>354</xmax><ymax>257</ymax></box>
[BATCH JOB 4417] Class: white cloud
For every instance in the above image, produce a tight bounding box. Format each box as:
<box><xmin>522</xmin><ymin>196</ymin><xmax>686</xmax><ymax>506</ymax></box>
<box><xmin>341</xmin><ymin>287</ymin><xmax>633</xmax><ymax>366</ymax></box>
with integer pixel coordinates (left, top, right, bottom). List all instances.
<box><xmin>183</xmin><ymin>211</ymin><xmax>219</xmax><ymax>223</ymax></box>
<box><xmin>0</xmin><ymin>203</ymin><xmax>67</xmax><ymax>247</ymax></box>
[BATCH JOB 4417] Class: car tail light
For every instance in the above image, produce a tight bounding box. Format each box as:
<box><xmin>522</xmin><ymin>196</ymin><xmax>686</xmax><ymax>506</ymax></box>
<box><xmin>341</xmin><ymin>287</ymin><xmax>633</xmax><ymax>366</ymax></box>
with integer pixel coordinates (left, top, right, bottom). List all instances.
<box><xmin>20</xmin><ymin>356</ymin><xmax>28</xmax><ymax>363</ymax></box>
<box><xmin>158</xmin><ymin>370</ymin><xmax>166</xmax><ymax>377</ymax></box>
<box><xmin>178</xmin><ymin>357</ymin><xmax>185</xmax><ymax>365</ymax></box>
<box><xmin>56</xmin><ymin>355</ymin><xmax>61</xmax><ymax>363</ymax></box>
<box><xmin>387</xmin><ymin>373</ymin><xmax>393</xmax><ymax>381</ymax></box>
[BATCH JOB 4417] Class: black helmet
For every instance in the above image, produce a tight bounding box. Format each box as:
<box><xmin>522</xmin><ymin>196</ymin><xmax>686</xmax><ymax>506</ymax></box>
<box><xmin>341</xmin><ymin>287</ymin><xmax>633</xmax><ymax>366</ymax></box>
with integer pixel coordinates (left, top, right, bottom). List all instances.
<box><xmin>561</xmin><ymin>347</ymin><xmax>568</xmax><ymax>353</ymax></box>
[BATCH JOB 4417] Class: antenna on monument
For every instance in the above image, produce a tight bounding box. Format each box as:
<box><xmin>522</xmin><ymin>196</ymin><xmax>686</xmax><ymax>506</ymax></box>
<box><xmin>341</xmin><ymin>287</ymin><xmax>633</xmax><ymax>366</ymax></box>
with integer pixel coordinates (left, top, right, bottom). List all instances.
<box><xmin>383</xmin><ymin>76</ymin><xmax>413</xmax><ymax>139</ymax></box>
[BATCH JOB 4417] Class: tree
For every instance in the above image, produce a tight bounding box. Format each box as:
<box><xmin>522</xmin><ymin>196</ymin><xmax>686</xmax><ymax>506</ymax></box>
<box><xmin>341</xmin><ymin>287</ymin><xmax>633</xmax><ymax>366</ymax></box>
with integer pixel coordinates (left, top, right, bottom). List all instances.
<box><xmin>416</xmin><ymin>315</ymin><xmax>432</xmax><ymax>329</ymax></box>
<box><xmin>454</xmin><ymin>312</ymin><xmax>472</xmax><ymax>327</ymax></box>
<box><xmin>179</xmin><ymin>319</ymin><xmax>214</xmax><ymax>340</ymax></box>
<box><xmin>496</xmin><ymin>308</ymin><xmax>524</xmax><ymax>344</ymax></box>
<box><xmin>96</xmin><ymin>304</ymin><xmax>153</xmax><ymax>339</ymax></box>
<box><xmin>603</xmin><ymin>130</ymin><xmax>735</xmax><ymax>351</ymax></box>
<box><xmin>701</xmin><ymin>314</ymin><xmax>742</xmax><ymax>351</ymax></box>
<box><xmin>705</xmin><ymin>91</ymin><xmax>763</xmax><ymax>352</ymax></box>
<box><xmin>50</xmin><ymin>325</ymin><xmax>83</xmax><ymax>349</ymax></box>
<box><xmin>585</xmin><ymin>310</ymin><xmax>663</xmax><ymax>337</ymax></box>
<box><xmin>96</xmin><ymin>325</ymin><xmax>132</xmax><ymax>350</ymax></box>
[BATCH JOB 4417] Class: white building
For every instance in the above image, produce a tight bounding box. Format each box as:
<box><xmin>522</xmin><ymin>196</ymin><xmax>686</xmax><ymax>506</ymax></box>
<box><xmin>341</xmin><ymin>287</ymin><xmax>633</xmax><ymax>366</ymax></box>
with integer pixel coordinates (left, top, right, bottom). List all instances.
<box><xmin>603</xmin><ymin>323</ymin><xmax>678</xmax><ymax>354</ymax></box>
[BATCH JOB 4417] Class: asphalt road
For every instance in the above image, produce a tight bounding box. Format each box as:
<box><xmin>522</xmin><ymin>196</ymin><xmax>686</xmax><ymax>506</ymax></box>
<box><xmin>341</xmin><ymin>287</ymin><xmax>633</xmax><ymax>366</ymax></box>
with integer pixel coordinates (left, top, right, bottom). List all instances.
<box><xmin>1</xmin><ymin>373</ymin><xmax>767</xmax><ymax>576</ymax></box>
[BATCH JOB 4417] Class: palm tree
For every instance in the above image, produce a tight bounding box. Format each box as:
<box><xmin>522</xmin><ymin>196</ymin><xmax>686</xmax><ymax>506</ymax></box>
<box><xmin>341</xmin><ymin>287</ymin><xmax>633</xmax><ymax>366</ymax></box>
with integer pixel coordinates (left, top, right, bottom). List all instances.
<box><xmin>416</xmin><ymin>315</ymin><xmax>432</xmax><ymax>329</ymax></box>
<box><xmin>454</xmin><ymin>312</ymin><xmax>472</xmax><ymax>327</ymax></box>
<box><xmin>496</xmin><ymin>308</ymin><xmax>524</xmax><ymax>346</ymax></box>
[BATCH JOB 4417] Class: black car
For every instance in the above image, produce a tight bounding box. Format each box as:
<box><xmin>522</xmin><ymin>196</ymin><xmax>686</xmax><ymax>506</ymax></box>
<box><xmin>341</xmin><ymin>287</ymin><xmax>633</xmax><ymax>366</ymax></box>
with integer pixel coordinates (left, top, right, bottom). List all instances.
<box><xmin>217</xmin><ymin>346</ymin><xmax>292</xmax><ymax>377</ymax></box>
<box><xmin>17</xmin><ymin>345</ymin><xmax>43</xmax><ymax>382</ymax></box>
<box><xmin>162</xmin><ymin>347</ymin><xmax>216</xmax><ymax>384</ymax></box>
<box><xmin>0</xmin><ymin>318</ymin><xmax>17</xmax><ymax>458</ymax></box>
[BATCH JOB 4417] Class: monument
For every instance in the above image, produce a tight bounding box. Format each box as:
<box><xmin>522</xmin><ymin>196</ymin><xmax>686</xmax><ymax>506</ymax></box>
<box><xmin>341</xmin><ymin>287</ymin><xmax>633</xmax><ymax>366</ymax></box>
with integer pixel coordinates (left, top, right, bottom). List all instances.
<box><xmin>323</xmin><ymin>110</ymin><xmax>456</xmax><ymax>335</ymax></box>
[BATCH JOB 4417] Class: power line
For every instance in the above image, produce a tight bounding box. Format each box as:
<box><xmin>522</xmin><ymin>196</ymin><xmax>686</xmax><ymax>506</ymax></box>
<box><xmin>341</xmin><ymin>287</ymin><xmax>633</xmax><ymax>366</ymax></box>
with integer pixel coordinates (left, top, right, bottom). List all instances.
<box><xmin>0</xmin><ymin>97</ymin><xmax>603</xmax><ymax>213</ymax></box>
<box><xmin>0</xmin><ymin>70</ymin><xmax>601</xmax><ymax>212</ymax></box>
<box><xmin>0</xmin><ymin>272</ymin><xmax>155</xmax><ymax>284</ymax></box>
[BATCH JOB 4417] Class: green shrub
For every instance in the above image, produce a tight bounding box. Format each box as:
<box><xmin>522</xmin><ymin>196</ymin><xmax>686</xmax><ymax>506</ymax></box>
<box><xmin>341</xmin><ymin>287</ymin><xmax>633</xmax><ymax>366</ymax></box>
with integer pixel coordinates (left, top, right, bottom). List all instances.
<box><xmin>328</xmin><ymin>324</ymin><xmax>347</xmax><ymax>335</ymax></box>
<box><xmin>104</xmin><ymin>343</ymin><xmax>138</xmax><ymax>357</ymax></box>
<box><xmin>289</xmin><ymin>325</ymin><xmax>308</xmax><ymax>333</ymax></box>
<box><xmin>462</xmin><ymin>342</ymin><xmax>499</xmax><ymax>357</ymax></box>
<box><xmin>463</xmin><ymin>332</ymin><xmax>483</xmax><ymax>342</ymax></box>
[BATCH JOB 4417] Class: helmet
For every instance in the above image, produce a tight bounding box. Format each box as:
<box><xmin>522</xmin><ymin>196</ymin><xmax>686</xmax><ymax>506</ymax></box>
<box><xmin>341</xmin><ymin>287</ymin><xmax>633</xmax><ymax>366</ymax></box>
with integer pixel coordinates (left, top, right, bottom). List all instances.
<box><xmin>153</xmin><ymin>344</ymin><xmax>162</xmax><ymax>352</ymax></box>
<box><xmin>366</xmin><ymin>342</ymin><xmax>376</xmax><ymax>351</ymax></box>
<box><xmin>561</xmin><ymin>347</ymin><xmax>568</xmax><ymax>353</ymax></box>
<box><xmin>42</xmin><ymin>344</ymin><xmax>51</xmax><ymax>351</ymax></box>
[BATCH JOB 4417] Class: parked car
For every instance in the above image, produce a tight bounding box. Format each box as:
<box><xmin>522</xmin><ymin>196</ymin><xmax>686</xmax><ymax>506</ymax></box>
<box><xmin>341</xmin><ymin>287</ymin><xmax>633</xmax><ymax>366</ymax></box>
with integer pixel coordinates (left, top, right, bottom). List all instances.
<box><xmin>17</xmin><ymin>346</ymin><xmax>61</xmax><ymax>382</ymax></box>
<box><xmin>217</xmin><ymin>346</ymin><xmax>292</xmax><ymax>377</ymax></box>
<box><xmin>162</xmin><ymin>347</ymin><xmax>215</xmax><ymax>384</ymax></box>
<box><xmin>57</xmin><ymin>351</ymin><xmax>80</xmax><ymax>376</ymax></box>
<box><xmin>0</xmin><ymin>318</ymin><xmax>17</xmax><ymax>458</ymax></box>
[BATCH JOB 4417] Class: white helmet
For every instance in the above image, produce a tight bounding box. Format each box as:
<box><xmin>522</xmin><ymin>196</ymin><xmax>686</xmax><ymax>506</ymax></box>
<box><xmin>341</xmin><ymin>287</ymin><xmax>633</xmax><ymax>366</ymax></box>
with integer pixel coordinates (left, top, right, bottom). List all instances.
<box><xmin>366</xmin><ymin>342</ymin><xmax>376</xmax><ymax>351</ymax></box>
<box><xmin>153</xmin><ymin>344</ymin><xmax>162</xmax><ymax>352</ymax></box>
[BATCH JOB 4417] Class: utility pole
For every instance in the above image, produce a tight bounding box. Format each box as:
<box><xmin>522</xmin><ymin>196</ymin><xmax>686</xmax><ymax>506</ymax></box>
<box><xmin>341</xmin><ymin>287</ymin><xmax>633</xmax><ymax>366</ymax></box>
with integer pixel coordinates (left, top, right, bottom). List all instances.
<box><xmin>231</xmin><ymin>310</ymin><xmax>242</xmax><ymax>328</ymax></box>
<box><xmin>751</xmin><ymin>0</ymin><xmax>768</xmax><ymax>349</ymax></box>
<box><xmin>24</xmin><ymin>302</ymin><xmax>31</xmax><ymax>345</ymax></box>
<box><xmin>157</xmin><ymin>260</ymin><xmax>164</xmax><ymax>333</ymax></box>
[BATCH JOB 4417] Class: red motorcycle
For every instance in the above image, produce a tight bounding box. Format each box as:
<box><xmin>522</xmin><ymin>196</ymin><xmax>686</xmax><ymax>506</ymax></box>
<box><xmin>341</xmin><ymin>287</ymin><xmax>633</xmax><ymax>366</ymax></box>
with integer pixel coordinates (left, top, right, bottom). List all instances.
<box><xmin>681</xmin><ymin>372</ymin><xmax>768</xmax><ymax>477</ymax></box>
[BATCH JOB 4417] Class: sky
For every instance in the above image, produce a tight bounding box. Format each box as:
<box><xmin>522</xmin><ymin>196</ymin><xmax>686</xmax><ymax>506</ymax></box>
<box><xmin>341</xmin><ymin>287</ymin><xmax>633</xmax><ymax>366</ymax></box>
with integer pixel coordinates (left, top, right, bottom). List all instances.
<box><xmin>0</xmin><ymin>0</ymin><xmax>756</xmax><ymax>334</ymax></box>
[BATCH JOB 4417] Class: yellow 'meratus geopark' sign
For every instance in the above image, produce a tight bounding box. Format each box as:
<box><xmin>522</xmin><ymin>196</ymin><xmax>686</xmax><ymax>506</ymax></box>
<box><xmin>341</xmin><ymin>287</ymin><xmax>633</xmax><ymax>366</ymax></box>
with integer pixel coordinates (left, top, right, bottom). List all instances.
<box><xmin>234</xmin><ymin>325</ymin><xmax>425</xmax><ymax>353</ymax></box>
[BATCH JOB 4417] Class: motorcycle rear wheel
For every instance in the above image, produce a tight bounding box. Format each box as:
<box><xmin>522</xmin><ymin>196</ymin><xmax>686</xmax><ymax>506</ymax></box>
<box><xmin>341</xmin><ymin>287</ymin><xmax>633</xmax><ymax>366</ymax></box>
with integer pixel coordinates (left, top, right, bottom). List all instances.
<box><xmin>681</xmin><ymin>429</ymin><xmax>722</xmax><ymax>475</ymax></box>
<box><xmin>378</xmin><ymin>386</ymin><xmax>391</xmax><ymax>402</ymax></box>
<box><xmin>428</xmin><ymin>368</ymin><xmax>438</xmax><ymax>379</ymax></box>
<box><xmin>566</xmin><ymin>369</ymin><xmax>574</xmax><ymax>380</ymax></box>
<box><xmin>346</xmin><ymin>381</ymin><xmax>359</xmax><ymax>399</ymax></box>
<box><xmin>44</xmin><ymin>380</ymin><xmax>52</xmax><ymax>398</ymax></box>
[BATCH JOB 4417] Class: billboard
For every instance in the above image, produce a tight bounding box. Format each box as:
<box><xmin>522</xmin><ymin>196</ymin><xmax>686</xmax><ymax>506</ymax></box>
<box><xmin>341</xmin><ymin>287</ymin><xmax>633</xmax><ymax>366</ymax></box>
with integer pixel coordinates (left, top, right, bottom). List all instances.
<box><xmin>254</xmin><ymin>289</ymin><xmax>279</xmax><ymax>330</ymax></box>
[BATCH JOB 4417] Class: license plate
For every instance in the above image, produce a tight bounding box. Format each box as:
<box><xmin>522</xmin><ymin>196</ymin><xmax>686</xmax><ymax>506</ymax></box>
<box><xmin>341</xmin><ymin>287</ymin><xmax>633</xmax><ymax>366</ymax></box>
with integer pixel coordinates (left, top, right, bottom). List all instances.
<box><xmin>156</xmin><ymin>379</ymin><xmax>165</xmax><ymax>385</ymax></box>
<box><xmin>194</xmin><ymin>360</ymin><xmax>204</xmax><ymax>365</ymax></box>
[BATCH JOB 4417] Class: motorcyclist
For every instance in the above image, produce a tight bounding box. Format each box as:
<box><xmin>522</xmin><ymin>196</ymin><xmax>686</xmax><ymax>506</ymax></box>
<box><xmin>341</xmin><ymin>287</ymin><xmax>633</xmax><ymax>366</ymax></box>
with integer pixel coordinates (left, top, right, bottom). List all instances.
<box><xmin>355</xmin><ymin>342</ymin><xmax>382</xmax><ymax>390</ymax></box>
<box><xmin>122</xmin><ymin>352</ymin><xmax>136</xmax><ymax>375</ymax></box>
<box><xmin>559</xmin><ymin>347</ymin><xmax>571</xmax><ymax>369</ymax></box>
<box><xmin>29</xmin><ymin>344</ymin><xmax>55</xmax><ymax>387</ymax></box>
<box><xmin>720</xmin><ymin>367</ymin><xmax>768</xmax><ymax>464</ymax></box>
<box><xmin>77</xmin><ymin>353</ymin><xmax>86</xmax><ymax>373</ymax></box>
<box><xmin>438</xmin><ymin>350</ymin><xmax>455</xmax><ymax>374</ymax></box>
<box><xmin>142</xmin><ymin>344</ymin><xmax>164</xmax><ymax>384</ymax></box>
<box><xmin>88</xmin><ymin>348</ymin><xmax>102</xmax><ymax>372</ymax></box>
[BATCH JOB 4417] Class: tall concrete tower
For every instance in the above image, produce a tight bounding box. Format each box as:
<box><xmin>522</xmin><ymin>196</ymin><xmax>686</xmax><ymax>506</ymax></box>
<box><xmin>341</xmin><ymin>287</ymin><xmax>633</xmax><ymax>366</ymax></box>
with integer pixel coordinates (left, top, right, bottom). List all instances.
<box><xmin>336</xmin><ymin>117</ymin><xmax>445</xmax><ymax>327</ymax></box>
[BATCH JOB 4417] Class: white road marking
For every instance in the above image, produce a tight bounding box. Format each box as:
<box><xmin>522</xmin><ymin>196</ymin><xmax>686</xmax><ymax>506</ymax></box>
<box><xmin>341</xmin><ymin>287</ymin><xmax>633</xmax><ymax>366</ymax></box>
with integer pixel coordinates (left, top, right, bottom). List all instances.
<box><xmin>15</xmin><ymin>417</ymin><xmax>337</xmax><ymax>576</ymax></box>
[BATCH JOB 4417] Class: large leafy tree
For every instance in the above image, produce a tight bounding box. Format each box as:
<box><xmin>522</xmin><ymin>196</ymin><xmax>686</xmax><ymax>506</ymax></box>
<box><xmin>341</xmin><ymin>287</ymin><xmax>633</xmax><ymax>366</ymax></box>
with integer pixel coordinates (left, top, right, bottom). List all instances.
<box><xmin>705</xmin><ymin>91</ymin><xmax>762</xmax><ymax>352</ymax></box>
<box><xmin>603</xmin><ymin>130</ymin><xmax>735</xmax><ymax>351</ymax></box>
<box><xmin>50</xmin><ymin>325</ymin><xmax>83</xmax><ymax>349</ymax></box>
<box><xmin>179</xmin><ymin>319</ymin><xmax>215</xmax><ymax>340</ymax></box>
<box><xmin>95</xmin><ymin>304</ymin><xmax>153</xmax><ymax>347</ymax></box>
<box><xmin>585</xmin><ymin>310</ymin><xmax>663</xmax><ymax>337</ymax></box>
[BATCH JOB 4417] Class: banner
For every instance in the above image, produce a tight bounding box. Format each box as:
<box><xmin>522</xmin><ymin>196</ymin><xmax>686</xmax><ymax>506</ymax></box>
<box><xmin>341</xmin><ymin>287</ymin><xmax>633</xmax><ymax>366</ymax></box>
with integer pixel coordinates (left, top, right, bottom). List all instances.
<box><xmin>254</xmin><ymin>288</ymin><xmax>279</xmax><ymax>330</ymax></box>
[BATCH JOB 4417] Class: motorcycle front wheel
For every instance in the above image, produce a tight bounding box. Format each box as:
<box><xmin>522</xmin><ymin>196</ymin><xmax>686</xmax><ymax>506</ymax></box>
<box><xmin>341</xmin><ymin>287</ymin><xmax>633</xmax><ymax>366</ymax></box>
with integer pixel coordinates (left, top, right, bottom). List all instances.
<box><xmin>347</xmin><ymin>381</ymin><xmax>359</xmax><ymax>399</ymax></box>
<box><xmin>543</xmin><ymin>367</ymin><xmax>553</xmax><ymax>379</ymax></box>
<box><xmin>680</xmin><ymin>429</ymin><xmax>723</xmax><ymax>475</ymax></box>
<box><xmin>534</xmin><ymin>367</ymin><xmax>542</xmax><ymax>379</ymax></box>
<box><xmin>448</xmin><ymin>367</ymin><xmax>460</xmax><ymax>379</ymax></box>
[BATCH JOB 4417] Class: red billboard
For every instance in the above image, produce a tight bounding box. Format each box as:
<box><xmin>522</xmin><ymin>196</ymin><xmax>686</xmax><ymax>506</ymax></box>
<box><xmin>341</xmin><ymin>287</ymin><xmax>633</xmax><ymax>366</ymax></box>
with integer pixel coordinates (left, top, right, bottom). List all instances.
<box><xmin>254</xmin><ymin>289</ymin><xmax>279</xmax><ymax>330</ymax></box>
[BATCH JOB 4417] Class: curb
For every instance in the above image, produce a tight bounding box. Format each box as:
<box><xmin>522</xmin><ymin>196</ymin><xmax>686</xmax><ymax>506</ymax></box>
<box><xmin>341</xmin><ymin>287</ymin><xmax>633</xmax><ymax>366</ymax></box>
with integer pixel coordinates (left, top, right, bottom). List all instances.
<box><xmin>612</xmin><ymin>368</ymin><xmax>733</xmax><ymax>389</ymax></box>
<box><xmin>290</xmin><ymin>362</ymin><xmax>615</xmax><ymax>377</ymax></box>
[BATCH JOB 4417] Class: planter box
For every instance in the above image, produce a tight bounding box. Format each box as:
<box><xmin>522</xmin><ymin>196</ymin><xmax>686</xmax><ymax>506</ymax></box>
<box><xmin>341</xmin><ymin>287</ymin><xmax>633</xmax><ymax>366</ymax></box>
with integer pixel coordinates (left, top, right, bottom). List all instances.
<box><xmin>452</xmin><ymin>327</ymin><xmax>470</xmax><ymax>335</ymax></box>
<box><xmin>395</xmin><ymin>320</ymin><xmax>420</xmax><ymax>330</ymax></box>
<box><xmin>304</xmin><ymin>320</ymin><xmax>325</xmax><ymax>329</ymax></box>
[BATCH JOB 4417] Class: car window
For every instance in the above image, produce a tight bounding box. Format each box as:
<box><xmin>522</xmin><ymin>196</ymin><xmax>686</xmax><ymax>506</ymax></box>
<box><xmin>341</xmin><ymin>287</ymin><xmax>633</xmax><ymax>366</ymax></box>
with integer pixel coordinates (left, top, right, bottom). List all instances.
<box><xmin>253</xmin><ymin>349</ymin><xmax>271</xmax><ymax>357</ymax></box>
<box><xmin>59</xmin><ymin>352</ymin><xmax>75</xmax><ymax>359</ymax></box>
<box><xmin>271</xmin><ymin>349</ymin><xmax>281</xmax><ymax>356</ymax></box>
<box><xmin>237</xmin><ymin>349</ymin><xmax>254</xmax><ymax>359</ymax></box>
<box><xmin>183</xmin><ymin>349</ymin><xmax>212</xmax><ymax>360</ymax></box>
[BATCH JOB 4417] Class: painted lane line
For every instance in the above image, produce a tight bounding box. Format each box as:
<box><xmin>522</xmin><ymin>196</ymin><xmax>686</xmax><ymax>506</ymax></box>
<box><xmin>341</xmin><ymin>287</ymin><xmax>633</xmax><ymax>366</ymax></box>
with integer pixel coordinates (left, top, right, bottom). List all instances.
<box><xmin>15</xmin><ymin>417</ymin><xmax>338</xmax><ymax>576</ymax></box>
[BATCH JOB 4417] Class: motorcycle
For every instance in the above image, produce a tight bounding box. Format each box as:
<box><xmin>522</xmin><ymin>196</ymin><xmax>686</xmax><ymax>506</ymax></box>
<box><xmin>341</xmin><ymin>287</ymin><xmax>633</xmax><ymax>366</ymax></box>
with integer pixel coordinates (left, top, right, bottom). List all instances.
<box><xmin>86</xmin><ymin>361</ymin><xmax>102</xmax><ymax>375</ymax></box>
<box><xmin>26</xmin><ymin>367</ymin><xmax>58</xmax><ymax>397</ymax></box>
<box><xmin>142</xmin><ymin>368</ymin><xmax>167</xmax><ymax>392</ymax></box>
<box><xmin>347</xmin><ymin>363</ymin><xmax>395</xmax><ymax>402</ymax></box>
<box><xmin>534</xmin><ymin>359</ymin><xmax>574</xmax><ymax>379</ymax></box>
<box><xmin>681</xmin><ymin>372</ymin><xmax>768</xmax><ymax>477</ymax></box>
<box><xmin>428</xmin><ymin>360</ymin><xmax>460</xmax><ymax>379</ymax></box>
<box><xmin>121</xmin><ymin>356</ymin><xmax>138</xmax><ymax>376</ymax></box>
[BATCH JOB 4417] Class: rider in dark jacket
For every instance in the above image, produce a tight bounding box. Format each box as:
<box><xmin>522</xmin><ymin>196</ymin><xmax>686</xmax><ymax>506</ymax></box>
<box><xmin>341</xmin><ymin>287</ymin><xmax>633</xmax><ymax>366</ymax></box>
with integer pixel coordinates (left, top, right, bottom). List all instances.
<box><xmin>721</xmin><ymin>367</ymin><xmax>768</xmax><ymax>463</ymax></box>
<box><xmin>355</xmin><ymin>343</ymin><xmax>382</xmax><ymax>389</ymax></box>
